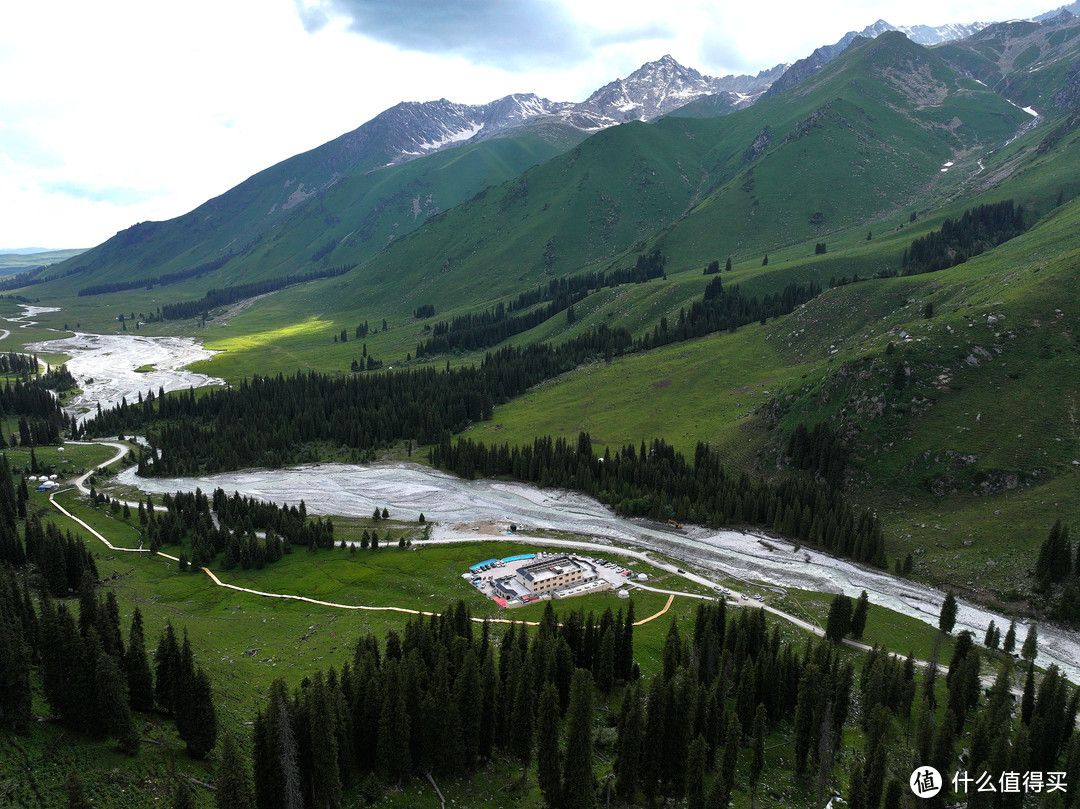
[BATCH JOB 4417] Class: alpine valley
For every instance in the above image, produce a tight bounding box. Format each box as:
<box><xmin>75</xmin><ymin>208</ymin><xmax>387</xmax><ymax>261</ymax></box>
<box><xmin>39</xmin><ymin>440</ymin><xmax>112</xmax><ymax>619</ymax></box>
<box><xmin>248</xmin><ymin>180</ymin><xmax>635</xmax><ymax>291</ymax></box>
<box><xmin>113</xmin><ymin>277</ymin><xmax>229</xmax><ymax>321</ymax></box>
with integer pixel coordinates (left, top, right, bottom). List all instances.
<box><xmin>4</xmin><ymin>6</ymin><xmax>1080</xmax><ymax>809</ymax></box>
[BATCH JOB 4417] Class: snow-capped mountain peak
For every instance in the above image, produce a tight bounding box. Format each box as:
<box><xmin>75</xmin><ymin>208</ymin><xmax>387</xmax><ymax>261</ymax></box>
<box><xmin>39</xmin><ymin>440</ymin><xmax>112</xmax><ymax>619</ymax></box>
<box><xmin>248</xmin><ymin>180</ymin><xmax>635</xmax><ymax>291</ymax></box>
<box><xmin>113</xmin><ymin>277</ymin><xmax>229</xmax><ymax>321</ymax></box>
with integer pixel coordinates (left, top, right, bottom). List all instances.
<box><xmin>364</xmin><ymin>55</ymin><xmax>778</xmax><ymax>165</ymax></box>
<box><xmin>582</xmin><ymin>55</ymin><xmax>724</xmax><ymax>123</ymax></box>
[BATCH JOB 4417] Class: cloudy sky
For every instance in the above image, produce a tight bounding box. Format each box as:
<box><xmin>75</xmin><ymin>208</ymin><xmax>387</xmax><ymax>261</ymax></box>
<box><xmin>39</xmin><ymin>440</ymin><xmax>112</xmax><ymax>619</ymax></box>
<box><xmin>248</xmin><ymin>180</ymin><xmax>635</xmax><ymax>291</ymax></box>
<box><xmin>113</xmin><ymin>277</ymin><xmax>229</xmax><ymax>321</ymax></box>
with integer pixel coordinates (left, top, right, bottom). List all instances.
<box><xmin>0</xmin><ymin>0</ymin><xmax>1061</xmax><ymax>250</ymax></box>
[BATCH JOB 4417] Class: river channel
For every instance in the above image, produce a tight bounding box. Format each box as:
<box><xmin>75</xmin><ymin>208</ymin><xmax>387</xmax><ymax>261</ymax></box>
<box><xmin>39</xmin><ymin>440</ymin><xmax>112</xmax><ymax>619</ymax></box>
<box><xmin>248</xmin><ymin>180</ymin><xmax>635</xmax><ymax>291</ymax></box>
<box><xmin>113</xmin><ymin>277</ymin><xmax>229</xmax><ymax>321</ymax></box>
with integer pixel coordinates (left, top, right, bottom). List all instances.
<box><xmin>10</xmin><ymin>305</ymin><xmax>1080</xmax><ymax>682</ymax></box>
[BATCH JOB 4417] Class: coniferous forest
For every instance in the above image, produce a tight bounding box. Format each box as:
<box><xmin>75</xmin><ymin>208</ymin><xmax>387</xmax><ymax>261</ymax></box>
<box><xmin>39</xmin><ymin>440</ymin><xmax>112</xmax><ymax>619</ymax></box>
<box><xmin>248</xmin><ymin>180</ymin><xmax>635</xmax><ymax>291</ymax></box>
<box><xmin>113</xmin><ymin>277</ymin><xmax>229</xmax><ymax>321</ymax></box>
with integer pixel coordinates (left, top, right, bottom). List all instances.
<box><xmin>151</xmin><ymin>264</ymin><xmax>354</xmax><ymax>322</ymax></box>
<box><xmin>242</xmin><ymin>596</ymin><xmax>1080</xmax><ymax>809</ymax></box>
<box><xmin>84</xmin><ymin>484</ymin><xmax>335</xmax><ymax>569</ymax></box>
<box><xmin>901</xmin><ymin>200</ymin><xmax>1027</xmax><ymax>275</ymax></box>
<box><xmin>0</xmin><ymin>453</ymin><xmax>218</xmax><ymax>759</ymax></box>
<box><xmin>430</xmin><ymin>432</ymin><xmax>887</xmax><ymax>567</ymax></box>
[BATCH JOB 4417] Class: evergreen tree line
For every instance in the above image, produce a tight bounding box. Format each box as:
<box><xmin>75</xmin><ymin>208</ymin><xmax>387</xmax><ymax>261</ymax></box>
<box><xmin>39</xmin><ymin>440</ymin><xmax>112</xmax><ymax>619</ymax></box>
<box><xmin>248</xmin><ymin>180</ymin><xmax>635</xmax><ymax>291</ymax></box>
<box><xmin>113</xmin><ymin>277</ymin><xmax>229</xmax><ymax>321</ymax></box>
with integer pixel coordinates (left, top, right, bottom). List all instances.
<box><xmin>249</xmin><ymin>599</ymin><xmax>636</xmax><ymax>809</ymax></box>
<box><xmin>785</xmin><ymin>420</ymin><xmax>849</xmax><ymax>491</ymax></box>
<box><xmin>77</xmin><ymin>251</ymin><xmax>235</xmax><ymax>297</ymax></box>
<box><xmin>701</xmin><ymin>256</ymin><xmax>732</xmax><ymax>275</ymax></box>
<box><xmin>612</xmin><ymin>602</ymin><xmax>855</xmax><ymax>807</ymax></box>
<box><xmin>151</xmin><ymin>264</ymin><xmax>355</xmax><ymax>322</ymax></box>
<box><xmin>430</xmin><ymin>433</ymin><xmax>887</xmax><ymax>567</ymax></box>
<box><xmin>505</xmin><ymin>248</ymin><xmax>667</xmax><ymax>314</ymax></box>
<box><xmin>348</xmin><ymin>354</ymin><xmax>383</xmax><ymax>372</ymax></box>
<box><xmin>0</xmin><ymin>456</ymin><xmax>97</xmax><ymax>597</ymax></box>
<box><xmin>14</xmin><ymin>513</ymin><xmax>99</xmax><ymax>598</ymax></box>
<box><xmin>0</xmin><ymin>352</ymin><xmax>40</xmax><ymax>379</ymax></box>
<box><xmin>1033</xmin><ymin>520</ymin><xmax>1080</xmax><ymax>627</ymax></box>
<box><xmin>824</xmin><ymin>590</ymin><xmax>870</xmax><ymax>643</ymax></box>
<box><xmin>0</xmin><ymin>263</ymin><xmax>88</xmax><ymax>293</ymax></box>
<box><xmin>37</xmin><ymin>363</ymin><xmax>77</xmax><ymax>392</ymax></box>
<box><xmin>903</xmin><ymin>631</ymin><xmax>1080</xmax><ymax>809</ymax></box>
<box><xmin>96</xmin><ymin>367</ymin><xmax>497</xmax><ymax>474</ymax></box>
<box><xmin>415</xmin><ymin>287</ymin><xmax>591</xmax><ymax>357</ymax></box>
<box><xmin>901</xmin><ymin>200</ymin><xmax>1027</xmax><ymax>275</ymax></box>
<box><xmin>412</xmin><ymin>304</ymin><xmax>435</xmax><ymax>319</ymax></box>
<box><xmin>0</xmin><ymin>270</ymin><xmax>46</xmax><ymax>293</ymax></box>
<box><xmin>632</xmin><ymin>276</ymin><xmax>821</xmax><ymax>352</ymax></box>
<box><xmin>0</xmin><ymin>381</ymin><xmax>69</xmax><ymax>446</ymax></box>
<box><xmin>0</xmin><ymin>354</ymin><xmax>76</xmax><ymax>446</ymax></box>
<box><xmin>828</xmin><ymin>269</ymin><xmax>899</xmax><ymax>288</ymax></box>
<box><xmin>617</xmin><ymin>603</ymin><xmax>1080</xmax><ymax>809</ymax></box>
<box><xmin>120</xmin><ymin>486</ymin><xmax>332</xmax><ymax>570</ymax></box>
<box><xmin>415</xmin><ymin>248</ymin><xmax>666</xmax><ymax>359</ymax></box>
<box><xmin>0</xmin><ymin>566</ymin><xmax>217</xmax><ymax>758</ymax></box>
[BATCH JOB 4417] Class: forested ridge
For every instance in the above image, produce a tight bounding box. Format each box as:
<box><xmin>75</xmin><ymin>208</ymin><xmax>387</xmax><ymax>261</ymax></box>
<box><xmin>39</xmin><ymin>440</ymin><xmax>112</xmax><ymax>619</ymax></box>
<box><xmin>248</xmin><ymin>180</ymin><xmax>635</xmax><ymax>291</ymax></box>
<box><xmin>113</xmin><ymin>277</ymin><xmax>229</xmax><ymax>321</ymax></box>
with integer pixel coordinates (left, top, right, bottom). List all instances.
<box><xmin>415</xmin><ymin>249</ymin><xmax>667</xmax><ymax>358</ymax></box>
<box><xmin>150</xmin><ymin>264</ymin><xmax>354</xmax><ymax>322</ymax></box>
<box><xmin>76</xmin><ymin>252</ymin><xmax>236</xmax><ymax>297</ymax></box>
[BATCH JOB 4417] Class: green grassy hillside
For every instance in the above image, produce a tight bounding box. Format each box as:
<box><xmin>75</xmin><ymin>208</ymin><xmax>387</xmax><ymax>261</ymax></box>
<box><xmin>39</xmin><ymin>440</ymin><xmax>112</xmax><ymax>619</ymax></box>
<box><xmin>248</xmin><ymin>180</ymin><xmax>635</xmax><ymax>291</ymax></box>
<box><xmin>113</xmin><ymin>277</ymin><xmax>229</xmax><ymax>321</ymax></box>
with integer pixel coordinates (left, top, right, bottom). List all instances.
<box><xmin>29</xmin><ymin>131</ymin><xmax>577</xmax><ymax>301</ymax></box>
<box><xmin>323</xmin><ymin>33</ymin><xmax>1029</xmax><ymax>318</ymax></box>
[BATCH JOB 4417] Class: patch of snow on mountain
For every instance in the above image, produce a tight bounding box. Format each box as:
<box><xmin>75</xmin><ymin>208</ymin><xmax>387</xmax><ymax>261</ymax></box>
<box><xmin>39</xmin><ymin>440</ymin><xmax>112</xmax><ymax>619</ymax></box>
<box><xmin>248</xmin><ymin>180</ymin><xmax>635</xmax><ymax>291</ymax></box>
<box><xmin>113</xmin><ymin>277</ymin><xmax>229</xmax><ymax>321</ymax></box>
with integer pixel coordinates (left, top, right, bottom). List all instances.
<box><xmin>417</xmin><ymin>122</ymin><xmax>485</xmax><ymax>151</ymax></box>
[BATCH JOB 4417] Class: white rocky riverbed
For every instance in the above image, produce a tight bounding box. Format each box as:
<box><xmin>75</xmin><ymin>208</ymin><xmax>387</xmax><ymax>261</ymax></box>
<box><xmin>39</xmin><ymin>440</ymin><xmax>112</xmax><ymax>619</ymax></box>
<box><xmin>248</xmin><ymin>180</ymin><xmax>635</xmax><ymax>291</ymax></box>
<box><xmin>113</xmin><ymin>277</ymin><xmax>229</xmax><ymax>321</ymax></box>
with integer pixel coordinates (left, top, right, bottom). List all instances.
<box><xmin>28</xmin><ymin>332</ymin><xmax>223</xmax><ymax>422</ymax></box>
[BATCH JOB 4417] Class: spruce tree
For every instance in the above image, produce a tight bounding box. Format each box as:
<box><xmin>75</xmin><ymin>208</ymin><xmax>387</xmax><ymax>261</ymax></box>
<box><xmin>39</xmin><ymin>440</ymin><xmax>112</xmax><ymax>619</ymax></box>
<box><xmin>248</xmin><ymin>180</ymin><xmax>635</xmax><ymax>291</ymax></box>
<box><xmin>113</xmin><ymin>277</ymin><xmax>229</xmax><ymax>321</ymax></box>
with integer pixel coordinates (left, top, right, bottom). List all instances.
<box><xmin>536</xmin><ymin>681</ymin><xmax>561</xmax><ymax>809</ymax></box>
<box><xmin>305</xmin><ymin>672</ymin><xmax>341</xmax><ymax>809</ymax></box>
<box><xmin>65</xmin><ymin>770</ymin><xmax>92</xmax><ymax>809</ymax></box>
<box><xmin>94</xmin><ymin>649</ymin><xmax>138</xmax><ymax>753</ymax></box>
<box><xmin>596</xmin><ymin>627</ymin><xmax>615</xmax><ymax>692</ymax></box>
<box><xmin>155</xmin><ymin>623</ymin><xmax>180</xmax><ymax>713</ymax></box>
<box><xmin>825</xmin><ymin>594</ymin><xmax>853</xmax><ymax>642</ymax></box>
<box><xmin>938</xmin><ymin>592</ymin><xmax>958</xmax><ymax>634</ymax></box>
<box><xmin>749</xmin><ymin>703</ymin><xmax>767</xmax><ymax>809</ymax></box>
<box><xmin>376</xmin><ymin>660</ymin><xmax>411</xmax><ymax>783</ymax></box>
<box><xmin>124</xmin><ymin>607</ymin><xmax>154</xmax><ymax>712</ymax></box>
<box><xmin>1021</xmin><ymin>623</ymin><xmax>1039</xmax><ymax>662</ymax></box>
<box><xmin>171</xmin><ymin>781</ymin><xmax>195</xmax><ymax>809</ymax></box>
<box><xmin>561</xmin><ymin>669</ymin><xmax>596</xmax><ymax>809</ymax></box>
<box><xmin>850</xmin><ymin>590</ymin><xmax>869</xmax><ymax>640</ymax></box>
<box><xmin>614</xmin><ymin>683</ymin><xmax>644</xmax><ymax>803</ymax></box>
<box><xmin>180</xmin><ymin>667</ymin><xmax>217</xmax><ymax>759</ymax></box>
<box><xmin>1022</xmin><ymin>663</ymin><xmax>1036</xmax><ymax>725</ymax></box>
<box><xmin>0</xmin><ymin>587</ymin><xmax>32</xmax><ymax>733</ymax></box>
<box><xmin>215</xmin><ymin>733</ymin><xmax>254</xmax><ymax>809</ymax></box>
<box><xmin>1003</xmin><ymin>620</ymin><xmax>1017</xmax><ymax>654</ymax></box>
<box><xmin>478</xmin><ymin>646</ymin><xmax>499</xmax><ymax>761</ymax></box>
<box><xmin>617</xmin><ymin>602</ymin><xmax>635</xmax><ymax>681</ymax></box>
<box><xmin>509</xmin><ymin>654</ymin><xmax>535</xmax><ymax>783</ymax></box>
<box><xmin>454</xmin><ymin>648</ymin><xmax>481</xmax><ymax>771</ymax></box>
<box><xmin>707</xmin><ymin>714</ymin><xmax>741</xmax><ymax>809</ymax></box>
<box><xmin>793</xmin><ymin>663</ymin><xmax>822</xmax><ymax>776</ymax></box>
<box><xmin>684</xmin><ymin>735</ymin><xmax>707</xmax><ymax>809</ymax></box>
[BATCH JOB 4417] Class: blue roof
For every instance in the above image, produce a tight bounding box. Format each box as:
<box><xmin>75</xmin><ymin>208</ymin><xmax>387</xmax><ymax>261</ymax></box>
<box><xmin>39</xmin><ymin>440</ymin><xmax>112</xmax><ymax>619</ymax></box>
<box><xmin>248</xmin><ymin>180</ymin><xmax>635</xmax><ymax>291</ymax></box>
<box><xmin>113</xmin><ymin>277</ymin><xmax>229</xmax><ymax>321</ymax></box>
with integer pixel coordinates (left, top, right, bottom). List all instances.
<box><xmin>501</xmin><ymin>554</ymin><xmax>535</xmax><ymax>564</ymax></box>
<box><xmin>470</xmin><ymin>558</ymin><xmax>498</xmax><ymax>571</ymax></box>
